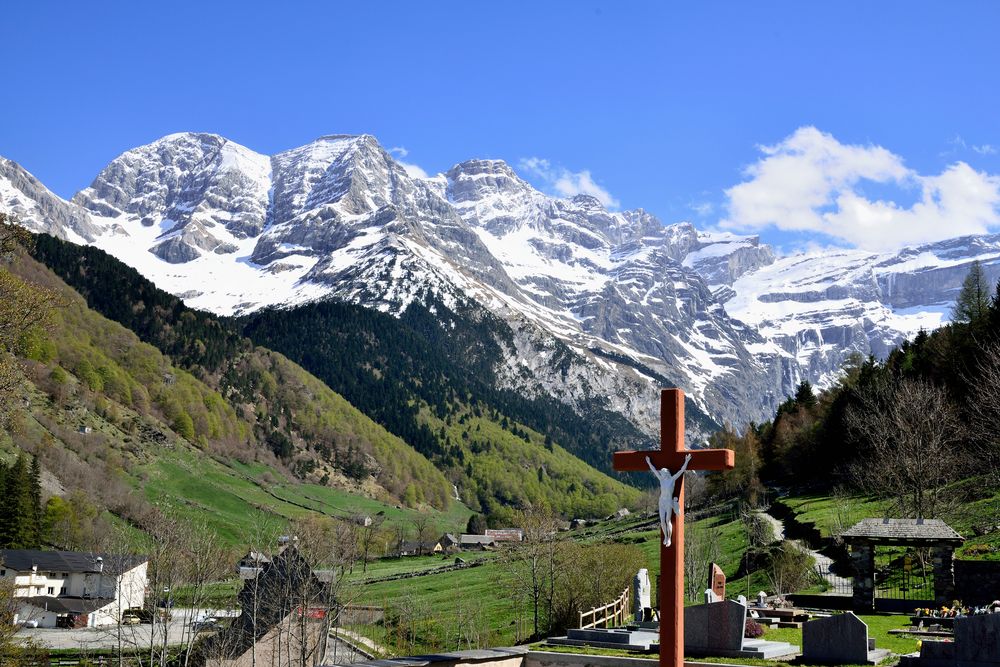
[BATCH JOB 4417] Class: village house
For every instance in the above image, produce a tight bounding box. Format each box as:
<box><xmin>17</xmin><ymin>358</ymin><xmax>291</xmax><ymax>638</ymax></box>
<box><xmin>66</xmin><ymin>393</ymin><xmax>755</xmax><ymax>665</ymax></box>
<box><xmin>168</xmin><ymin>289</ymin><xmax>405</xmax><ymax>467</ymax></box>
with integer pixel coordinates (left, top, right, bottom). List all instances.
<box><xmin>237</xmin><ymin>550</ymin><xmax>272</xmax><ymax>580</ymax></box>
<box><xmin>438</xmin><ymin>533</ymin><xmax>460</xmax><ymax>552</ymax></box>
<box><xmin>191</xmin><ymin>546</ymin><xmax>331</xmax><ymax>667</ymax></box>
<box><xmin>0</xmin><ymin>549</ymin><xmax>148</xmax><ymax>629</ymax></box>
<box><xmin>459</xmin><ymin>534</ymin><xmax>495</xmax><ymax>550</ymax></box>
<box><xmin>485</xmin><ymin>528</ymin><xmax>524</xmax><ymax>542</ymax></box>
<box><xmin>399</xmin><ymin>540</ymin><xmax>443</xmax><ymax>557</ymax></box>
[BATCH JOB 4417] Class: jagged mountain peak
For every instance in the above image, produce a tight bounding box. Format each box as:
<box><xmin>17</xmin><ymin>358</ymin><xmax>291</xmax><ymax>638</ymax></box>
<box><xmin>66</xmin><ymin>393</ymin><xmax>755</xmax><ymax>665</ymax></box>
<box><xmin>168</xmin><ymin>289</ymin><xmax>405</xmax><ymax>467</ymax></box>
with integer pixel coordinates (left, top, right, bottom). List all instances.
<box><xmin>5</xmin><ymin>132</ymin><xmax>994</xmax><ymax>435</ymax></box>
<box><xmin>445</xmin><ymin>158</ymin><xmax>534</xmax><ymax>203</ymax></box>
<box><xmin>0</xmin><ymin>157</ymin><xmax>100</xmax><ymax>242</ymax></box>
<box><xmin>570</xmin><ymin>194</ymin><xmax>605</xmax><ymax>210</ymax></box>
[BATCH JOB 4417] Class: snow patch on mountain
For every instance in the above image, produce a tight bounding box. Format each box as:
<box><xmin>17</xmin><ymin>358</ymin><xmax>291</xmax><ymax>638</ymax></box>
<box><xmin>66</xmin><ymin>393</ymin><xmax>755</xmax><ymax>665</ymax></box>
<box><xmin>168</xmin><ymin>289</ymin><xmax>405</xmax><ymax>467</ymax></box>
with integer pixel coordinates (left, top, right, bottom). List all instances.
<box><xmin>6</xmin><ymin>131</ymin><xmax>1000</xmax><ymax>431</ymax></box>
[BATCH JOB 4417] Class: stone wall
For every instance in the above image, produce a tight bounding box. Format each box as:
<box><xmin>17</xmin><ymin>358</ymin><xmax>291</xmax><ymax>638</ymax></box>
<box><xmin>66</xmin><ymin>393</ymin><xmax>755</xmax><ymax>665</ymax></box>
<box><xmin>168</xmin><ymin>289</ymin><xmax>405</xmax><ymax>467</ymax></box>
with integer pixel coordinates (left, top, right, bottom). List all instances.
<box><xmin>327</xmin><ymin>648</ymin><xmax>725</xmax><ymax>667</ymax></box>
<box><xmin>850</xmin><ymin>540</ymin><xmax>875</xmax><ymax>613</ymax></box>
<box><xmin>954</xmin><ymin>560</ymin><xmax>1000</xmax><ymax>606</ymax></box>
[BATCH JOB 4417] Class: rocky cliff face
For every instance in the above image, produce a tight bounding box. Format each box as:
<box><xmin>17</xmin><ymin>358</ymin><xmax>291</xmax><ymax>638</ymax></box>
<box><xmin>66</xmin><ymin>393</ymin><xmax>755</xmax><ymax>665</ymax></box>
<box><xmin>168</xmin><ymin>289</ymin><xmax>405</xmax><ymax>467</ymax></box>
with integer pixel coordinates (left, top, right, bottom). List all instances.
<box><xmin>725</xmin><ymin>238</ymin><xmax>1000</xmax><ymax>388</ymax></box>
<box><xmin>2</xmin><ymin>132</ymin><xmax>995</xmax><ymax>434</ymax></box>
<box><xmin>1</xmin><ymin>158</ymin><xmax>100</xmax><ymax>242</ymax></box>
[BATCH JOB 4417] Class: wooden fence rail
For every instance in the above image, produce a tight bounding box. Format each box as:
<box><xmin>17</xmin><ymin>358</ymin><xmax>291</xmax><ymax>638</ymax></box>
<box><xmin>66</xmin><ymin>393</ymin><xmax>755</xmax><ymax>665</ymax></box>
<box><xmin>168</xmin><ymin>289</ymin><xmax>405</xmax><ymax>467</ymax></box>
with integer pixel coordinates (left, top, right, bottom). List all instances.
<box><xmin>578</xmin><ymin>585</ymin><xmax>631</xmax><ymax>629</ymax></box>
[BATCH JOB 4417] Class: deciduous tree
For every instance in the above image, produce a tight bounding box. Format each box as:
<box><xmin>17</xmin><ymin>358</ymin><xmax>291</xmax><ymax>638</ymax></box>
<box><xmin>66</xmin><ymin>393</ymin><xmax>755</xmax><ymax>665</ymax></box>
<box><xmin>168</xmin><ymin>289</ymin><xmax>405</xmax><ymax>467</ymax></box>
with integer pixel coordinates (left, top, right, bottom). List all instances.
<box><xmin>846</xmin><ymin>377</ymin><xmax>967</xmax><ymax>518</ymax></box>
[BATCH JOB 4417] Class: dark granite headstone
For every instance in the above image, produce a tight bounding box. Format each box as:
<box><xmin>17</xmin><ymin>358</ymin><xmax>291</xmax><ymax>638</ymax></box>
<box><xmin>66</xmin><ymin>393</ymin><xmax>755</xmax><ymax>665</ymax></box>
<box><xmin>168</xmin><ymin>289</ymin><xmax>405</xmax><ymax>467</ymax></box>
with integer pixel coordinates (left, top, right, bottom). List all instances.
<box><xmin>802</xmin><ymin>612</ymin><xmax>870</xmax><ymax>664</ymax></box>
<box><xmin>955</xmin><ymin>613</ymin><xmax>1000</xmax><ymax>665</ymax></box>
<box><xmin>684</xmin><ymin>600</ymin><xmax>746</xmax><ymax>653</ymax></box>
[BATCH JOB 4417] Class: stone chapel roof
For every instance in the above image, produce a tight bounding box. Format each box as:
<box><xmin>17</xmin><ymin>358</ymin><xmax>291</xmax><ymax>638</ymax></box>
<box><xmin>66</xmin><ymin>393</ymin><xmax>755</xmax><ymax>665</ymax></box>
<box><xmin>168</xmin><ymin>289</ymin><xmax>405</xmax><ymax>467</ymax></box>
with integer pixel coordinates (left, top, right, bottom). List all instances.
<box><xmin>841</xmin><ymin>518</ymin><xmax>964</xmax><ymax>544</ymax></box>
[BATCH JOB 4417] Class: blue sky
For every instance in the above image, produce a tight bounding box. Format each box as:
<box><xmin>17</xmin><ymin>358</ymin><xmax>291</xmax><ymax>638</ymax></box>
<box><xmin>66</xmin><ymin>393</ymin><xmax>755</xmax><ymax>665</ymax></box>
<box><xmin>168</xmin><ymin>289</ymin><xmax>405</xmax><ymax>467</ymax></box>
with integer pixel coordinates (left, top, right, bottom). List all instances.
<box><xmin>3</xmin><ymin>1</ymin><xmax>1000</xmax><ymax>252</ymax></box>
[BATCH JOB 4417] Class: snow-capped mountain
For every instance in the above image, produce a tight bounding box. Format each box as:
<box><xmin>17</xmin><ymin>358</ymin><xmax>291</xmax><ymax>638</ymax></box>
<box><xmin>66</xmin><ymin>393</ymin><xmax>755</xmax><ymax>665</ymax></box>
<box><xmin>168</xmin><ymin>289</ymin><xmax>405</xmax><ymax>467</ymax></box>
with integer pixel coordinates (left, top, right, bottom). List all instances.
<box><xmin>724</xmin><ymin>237</ymin><xmax>1000</xmax><ymax>388</ymax></box>
<box><xmin>1</xmin><ymin>132</ymin><xmax>994</xmax><ymax>433</ymax></box>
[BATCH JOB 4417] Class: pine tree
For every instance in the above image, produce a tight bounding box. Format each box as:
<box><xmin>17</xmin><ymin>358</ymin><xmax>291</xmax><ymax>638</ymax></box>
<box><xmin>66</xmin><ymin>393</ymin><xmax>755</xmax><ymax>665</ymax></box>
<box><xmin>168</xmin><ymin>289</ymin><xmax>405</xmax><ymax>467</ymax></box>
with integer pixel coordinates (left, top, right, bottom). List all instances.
<box><xmin>794</xmin><ymin>380</ymin><xmax>817</xmax><ymax>408</ymax></box>
<box><xmin>0</xmin><ymin>454</ymin><xmax>35</xmax><ymax>548</ymax></box>
<box><xmin>952</xmin><ymin>260</ymin><xmax>991</xmax><ymax>325</ymax></box>
<box><xmin>29</xmin><ymin>455</ymin><xmax>43</xmax><ymax>547</ymax></box>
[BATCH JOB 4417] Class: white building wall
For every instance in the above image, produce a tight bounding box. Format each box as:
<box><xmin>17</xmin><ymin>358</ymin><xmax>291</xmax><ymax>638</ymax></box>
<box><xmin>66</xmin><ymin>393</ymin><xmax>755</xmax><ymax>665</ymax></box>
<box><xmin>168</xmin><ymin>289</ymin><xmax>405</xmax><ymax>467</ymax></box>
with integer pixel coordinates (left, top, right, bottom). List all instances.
<box><xmin>3</xmin><ymin>560</ymin><xmax>148</xmax><ymax>628</ymax></box>
<box><xmin>14</xmin><ymin>603</ymin><xmax>59</xmax><ymax>628</ymax></box>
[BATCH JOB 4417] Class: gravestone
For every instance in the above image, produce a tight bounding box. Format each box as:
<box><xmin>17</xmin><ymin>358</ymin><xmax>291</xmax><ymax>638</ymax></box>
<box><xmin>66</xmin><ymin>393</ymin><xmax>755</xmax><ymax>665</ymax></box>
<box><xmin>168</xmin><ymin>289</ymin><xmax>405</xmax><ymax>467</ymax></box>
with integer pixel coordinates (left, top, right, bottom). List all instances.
<box><xmin>705</xmin><ymin>589</ymin><xmax>721</xmax><ymax>604</ymax></box>
<box><xmin>634</xmin><ymin>568</ymin><xmax>652</xmax><ymax>621</ymax></box>
<box><xmin>756</xmin><ymin>591</ymin><xmax>768</xmax><ymax>607</ymax></box>
<box><xmin>803</xmin><ymin>612</ymin><xmax>888</xmax><ymax>665</ymax></box>
<box><xmin>900</xmin><ymin>613</ymin><xmax>1000</xmax><ymax>667</ymax></box>
<box><xmin>684</xmin><ymin>600</ymin><xmax>800</xmax><ymax>660</ymax></box>
<box><xmin>709</xmin><ymin>562</ymin><xmax>726</xmax><ymax>600</ymax></box>
<box><xmin>955</xmin><ymin>612</ymin><xmax>1000</xmax><ymax>665</ymax></box>
<box><xmin>684</xmin><ymin>600</ymin><xmax>746</xmax><ymax>655</ymax></box>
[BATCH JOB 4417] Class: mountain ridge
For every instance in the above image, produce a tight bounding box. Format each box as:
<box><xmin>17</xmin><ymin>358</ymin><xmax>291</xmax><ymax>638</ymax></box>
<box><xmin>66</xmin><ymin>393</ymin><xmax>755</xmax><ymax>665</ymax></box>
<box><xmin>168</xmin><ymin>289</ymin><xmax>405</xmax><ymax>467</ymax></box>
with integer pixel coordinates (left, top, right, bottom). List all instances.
<box><xmin>4</xmin><ymin>132</ymin><xmax>998</xmax><ymax>434</ymax></box>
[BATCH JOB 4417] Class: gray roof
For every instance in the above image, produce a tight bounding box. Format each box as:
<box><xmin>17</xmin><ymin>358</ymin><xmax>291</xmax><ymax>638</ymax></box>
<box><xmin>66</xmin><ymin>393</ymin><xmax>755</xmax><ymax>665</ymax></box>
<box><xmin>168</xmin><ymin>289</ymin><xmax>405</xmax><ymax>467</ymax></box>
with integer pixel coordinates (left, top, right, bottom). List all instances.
<box><xmin>22</xmin><ymin>596</ymin><xmax>114</xmax><ymax>614</ymax></box>
<box><xmin>841</xmin><ymin>518</ymin><xmax>964</xmax><ymax>543</ymax></box>
<box><xmin>459</xmin><ymin>534</ymin><xmax>495</xmax><ymax>545</ymax></box>
<box><xmin>0</xmin><ymin>549</ymin><xmax>147</xmax><ymax>574</ymax></box>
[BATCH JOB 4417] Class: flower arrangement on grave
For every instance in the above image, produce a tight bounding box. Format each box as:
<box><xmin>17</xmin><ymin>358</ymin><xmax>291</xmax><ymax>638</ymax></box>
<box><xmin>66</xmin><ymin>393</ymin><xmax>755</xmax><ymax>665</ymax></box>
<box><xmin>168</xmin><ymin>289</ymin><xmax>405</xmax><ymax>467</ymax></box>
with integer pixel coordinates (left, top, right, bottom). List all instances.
<box><xmin>744</xmin><ymin>619</ymin><xmax>765</xmax><ymax>639</ymax></box>
<box><xmin>914</xmin><ymin>603</ymin><xmax>968</xmax><ymax>618</ymax></box>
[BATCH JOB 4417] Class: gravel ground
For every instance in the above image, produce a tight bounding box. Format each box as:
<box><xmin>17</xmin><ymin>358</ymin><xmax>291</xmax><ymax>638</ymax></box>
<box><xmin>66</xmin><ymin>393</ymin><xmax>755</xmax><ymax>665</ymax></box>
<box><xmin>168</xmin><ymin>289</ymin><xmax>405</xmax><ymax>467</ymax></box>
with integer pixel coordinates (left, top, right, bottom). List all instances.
<box><xmin>17</xmin><ymin>607</ymin><xmax>231</xmax><ymax>650</ymax></box>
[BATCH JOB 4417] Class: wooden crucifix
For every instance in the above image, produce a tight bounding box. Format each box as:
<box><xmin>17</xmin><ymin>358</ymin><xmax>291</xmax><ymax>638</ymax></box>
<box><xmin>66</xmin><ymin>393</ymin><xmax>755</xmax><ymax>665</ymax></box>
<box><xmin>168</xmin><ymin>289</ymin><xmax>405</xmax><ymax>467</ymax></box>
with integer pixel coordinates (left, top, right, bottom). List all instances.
<box><xmin>613</xmin><ymin>388</ymin><xmax>735</xmax><ymax>667</ymax></box>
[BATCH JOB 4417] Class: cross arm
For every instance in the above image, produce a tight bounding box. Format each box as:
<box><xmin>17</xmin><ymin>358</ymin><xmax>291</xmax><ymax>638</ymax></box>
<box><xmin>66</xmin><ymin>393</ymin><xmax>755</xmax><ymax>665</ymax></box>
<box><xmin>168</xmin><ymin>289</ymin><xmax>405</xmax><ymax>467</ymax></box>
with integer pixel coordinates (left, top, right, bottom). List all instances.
<box><xmin>613</xmin><ymin>448</ymin><xmax>735</xmax><ymax>472</ymax></box>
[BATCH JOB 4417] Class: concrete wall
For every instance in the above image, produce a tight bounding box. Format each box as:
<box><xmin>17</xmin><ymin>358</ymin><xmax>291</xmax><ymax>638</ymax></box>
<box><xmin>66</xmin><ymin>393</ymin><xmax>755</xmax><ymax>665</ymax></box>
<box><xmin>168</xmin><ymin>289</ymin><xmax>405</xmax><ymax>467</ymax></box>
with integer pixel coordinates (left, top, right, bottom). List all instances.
<box><xmin>13</xmin><ymin>603</ymin><xmax>58</xmax><ymax>628</ymax></box>
<box><xmin>526</xmin><ymin>651</ymin><xmax>727</xmax><ymax>667</ymax></box>
<box><xmin>325</xmin><ymin>649</ymin><xmax>726</xmax><ymax>667</ymax></box>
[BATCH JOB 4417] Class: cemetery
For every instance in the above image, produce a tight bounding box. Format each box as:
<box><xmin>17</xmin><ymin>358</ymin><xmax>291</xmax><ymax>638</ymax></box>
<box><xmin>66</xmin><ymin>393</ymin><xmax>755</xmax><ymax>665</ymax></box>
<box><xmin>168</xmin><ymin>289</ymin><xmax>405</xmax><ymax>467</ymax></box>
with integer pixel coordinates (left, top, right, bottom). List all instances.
<box><xmin>328</xmin><ymin>390</ymin><xmax>1000</xmax><ymax>667</ymax></box>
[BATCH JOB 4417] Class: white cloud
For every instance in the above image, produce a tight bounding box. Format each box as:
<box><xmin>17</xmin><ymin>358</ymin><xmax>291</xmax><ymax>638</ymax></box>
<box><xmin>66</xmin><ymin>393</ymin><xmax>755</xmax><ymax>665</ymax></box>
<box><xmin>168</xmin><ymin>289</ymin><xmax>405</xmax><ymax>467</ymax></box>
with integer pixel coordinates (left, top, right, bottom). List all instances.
<box><xmin>690</xmin><ymin>201</ymin><xmax>715</xmax><ymax>217</ymax></box>
<box><xmin>389</xmin><ymin>146</ymin><xmax>429</xmax><ymax>179</ymax></box>
<box><xmin>518</xmin><ymin>157</ymin><xmax>620</xmax><ymax>209</ymax></box>
<box><xmin>942</xmin><ymin>135</ymin><xmax>997</xmax><ymax>157</ymax></box>
<box><xmin>721</xmin><ymin>126</ymin><xmax>1000</xmax><ymax>251</ymax></box>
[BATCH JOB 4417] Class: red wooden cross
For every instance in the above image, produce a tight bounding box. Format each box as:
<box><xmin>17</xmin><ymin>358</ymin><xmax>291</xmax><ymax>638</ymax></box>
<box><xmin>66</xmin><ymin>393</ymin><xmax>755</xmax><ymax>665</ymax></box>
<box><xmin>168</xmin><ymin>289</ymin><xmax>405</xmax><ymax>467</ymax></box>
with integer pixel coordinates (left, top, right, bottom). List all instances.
<box><xmin>613</xmin><ymin>388</ymin><xmax>735</xmax><ymax>667</ymax></box>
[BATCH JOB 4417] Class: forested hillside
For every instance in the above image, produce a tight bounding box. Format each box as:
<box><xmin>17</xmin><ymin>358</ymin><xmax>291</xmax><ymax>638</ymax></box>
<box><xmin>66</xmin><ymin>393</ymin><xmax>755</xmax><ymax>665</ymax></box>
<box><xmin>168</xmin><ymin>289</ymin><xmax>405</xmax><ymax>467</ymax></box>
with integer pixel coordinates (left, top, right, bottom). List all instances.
<box><xmin>708</xmin><ymin>261</ymin><xmax>1000</xmax><ymax>547</ymax></box>
<box><xmin>241</xmin><ymin>299</ymin><xmax>651</xmax><ymax>476</ymax></box>
<box><xmin>18</xmin><ymin>229</ymin><xmax>639</xmax><ymax>525</ymax></box>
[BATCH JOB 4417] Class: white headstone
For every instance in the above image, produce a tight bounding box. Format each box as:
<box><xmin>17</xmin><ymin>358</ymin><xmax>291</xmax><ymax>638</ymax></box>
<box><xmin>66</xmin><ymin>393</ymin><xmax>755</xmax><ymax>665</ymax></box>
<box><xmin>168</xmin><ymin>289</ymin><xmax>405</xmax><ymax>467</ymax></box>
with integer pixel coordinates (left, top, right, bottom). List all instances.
<box><xmin>634</xmin><ymin>568</ymin><xmax>652</xmax><ymax>620</ymax></box>
<box><xmin>756</xmin><ymin>591</ymin><xmax>768</xmax><ymax>607</ymax></box>
<box><xmin>737</xmin><ymin>595</ymin><xmax>748</xmax><ymax>607</ymax></box>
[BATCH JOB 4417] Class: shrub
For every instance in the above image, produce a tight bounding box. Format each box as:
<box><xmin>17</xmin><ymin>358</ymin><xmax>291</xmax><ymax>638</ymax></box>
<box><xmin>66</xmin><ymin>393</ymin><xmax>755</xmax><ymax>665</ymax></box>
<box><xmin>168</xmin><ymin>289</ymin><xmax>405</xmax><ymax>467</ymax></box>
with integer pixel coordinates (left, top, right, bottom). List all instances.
<box><xmin>745</xmin><ymin>619</ymin><xmax>765</xmax><ymax>638</ymax></box>
<box><xmin>172</xmin><ymin>411</ymin><xmax>195</xmax><ymax>440</ymax></box>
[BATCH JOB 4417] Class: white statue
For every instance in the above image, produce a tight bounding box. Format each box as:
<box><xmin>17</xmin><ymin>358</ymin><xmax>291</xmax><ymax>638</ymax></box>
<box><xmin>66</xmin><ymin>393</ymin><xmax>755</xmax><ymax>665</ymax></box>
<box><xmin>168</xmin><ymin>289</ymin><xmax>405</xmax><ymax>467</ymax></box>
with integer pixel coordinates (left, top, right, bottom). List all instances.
<box><xmin>634</xmin><ymin>568</ymin><xmax>652</xmax><ymax>620</ymax></box>
<box><xmin>646</xmin><ymin>453</ymin><xmax>691</xmax><ymax>547</ymax></box>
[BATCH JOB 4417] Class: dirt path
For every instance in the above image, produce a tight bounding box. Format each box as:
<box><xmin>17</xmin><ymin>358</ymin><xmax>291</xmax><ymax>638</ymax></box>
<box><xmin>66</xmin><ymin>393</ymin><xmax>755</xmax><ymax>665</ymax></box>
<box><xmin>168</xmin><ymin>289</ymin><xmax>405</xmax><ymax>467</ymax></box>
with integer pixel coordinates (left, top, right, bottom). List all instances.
<box><xmin>756</xmin><ymin>509</ymin><xmax>852</xmax><ymax>594</ymax></box>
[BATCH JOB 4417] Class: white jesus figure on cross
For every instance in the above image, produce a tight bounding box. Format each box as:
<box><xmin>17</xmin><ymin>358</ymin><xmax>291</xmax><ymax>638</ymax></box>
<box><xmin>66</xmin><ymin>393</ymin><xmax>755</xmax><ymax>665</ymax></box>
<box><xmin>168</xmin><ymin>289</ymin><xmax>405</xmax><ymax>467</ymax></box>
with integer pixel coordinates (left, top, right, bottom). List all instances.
<box><xmin>647</xmin><ymin>453</ymin><xmax>691</xmax><ymax>547</ymax></box>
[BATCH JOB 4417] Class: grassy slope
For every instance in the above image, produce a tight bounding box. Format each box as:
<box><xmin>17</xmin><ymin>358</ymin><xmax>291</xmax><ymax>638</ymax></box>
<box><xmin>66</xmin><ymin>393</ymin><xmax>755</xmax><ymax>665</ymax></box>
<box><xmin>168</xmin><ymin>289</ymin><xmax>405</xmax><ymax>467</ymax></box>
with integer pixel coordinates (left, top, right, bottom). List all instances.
<box><xmin>139</xmin><ymin>449</ymin><xmax>473</xmax><ymax>544</ymax></box>
<box><xmin>13</xmin><ymin>249</ymin><xmax>455</xmax><ymax>510</ymax></box>
<box><xmin>3</xmin><ymin>255</ymin><xmax>472</xmax><ymax>542</ymax></box>
<box><xmin>779</xmin><ymin>490</ymin><xmax>1000</xmax><ymax>561</ymax></box>
<box><xmin>423</xmin><ymin>408</ymin><xmax>642</xmax><ymax>521</ymax></box>
<box><xmin>25</xmin><ymin>234</ymin><xmax>644</xmax><ymax>520</ymax></box>
<box><xmin>346</xmin><ymin>509</ymin><xmax>780</xmax><ymax>655</ymax></box>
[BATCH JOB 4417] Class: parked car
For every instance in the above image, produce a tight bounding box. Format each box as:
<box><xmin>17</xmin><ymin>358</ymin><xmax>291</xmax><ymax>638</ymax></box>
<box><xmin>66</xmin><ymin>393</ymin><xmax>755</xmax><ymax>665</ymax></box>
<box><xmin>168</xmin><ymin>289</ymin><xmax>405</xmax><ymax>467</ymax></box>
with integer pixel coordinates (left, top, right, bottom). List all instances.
<box><xmin>191</xmin><ymin>616</ymin><xmax>220</xmax><ymax>633</ymax></box>
<box><xmin>19</xmin><ymin>619</ymin><xmax>39</xmax><ymax>628</ymax></box>
<box><xmin>121</xmin><ymin>613</ymin><xmax>140</xmax><ymax>625</ymax></box>
<box><xmin>124</xmin><ymin>607</ymin><xmax>154</xmax><ymax>624</ymax></box>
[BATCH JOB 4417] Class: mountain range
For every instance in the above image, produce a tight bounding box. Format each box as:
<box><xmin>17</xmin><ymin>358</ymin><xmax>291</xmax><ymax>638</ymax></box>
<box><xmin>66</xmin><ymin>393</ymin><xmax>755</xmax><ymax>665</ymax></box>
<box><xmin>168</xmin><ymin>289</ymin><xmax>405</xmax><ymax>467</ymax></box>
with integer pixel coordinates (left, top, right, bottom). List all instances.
<box><xmin>4</xmin><ymin>132</ymin><xmax>1000</xmax><ymax>439</ymax></box>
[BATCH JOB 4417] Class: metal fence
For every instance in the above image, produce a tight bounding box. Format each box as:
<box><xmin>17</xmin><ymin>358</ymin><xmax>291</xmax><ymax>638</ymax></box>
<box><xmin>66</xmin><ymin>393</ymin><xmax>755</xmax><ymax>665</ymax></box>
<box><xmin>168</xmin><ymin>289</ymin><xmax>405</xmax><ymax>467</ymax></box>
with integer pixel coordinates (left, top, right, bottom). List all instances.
<box><xmin>874</xmin><ymin>548</ymin><xmax>934</xmax><ymax>600</ymax></box>
<box><xmin>812</xmin><ymin>562</ymin><xmax>853</xmax><ymax>596</ymax></box>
